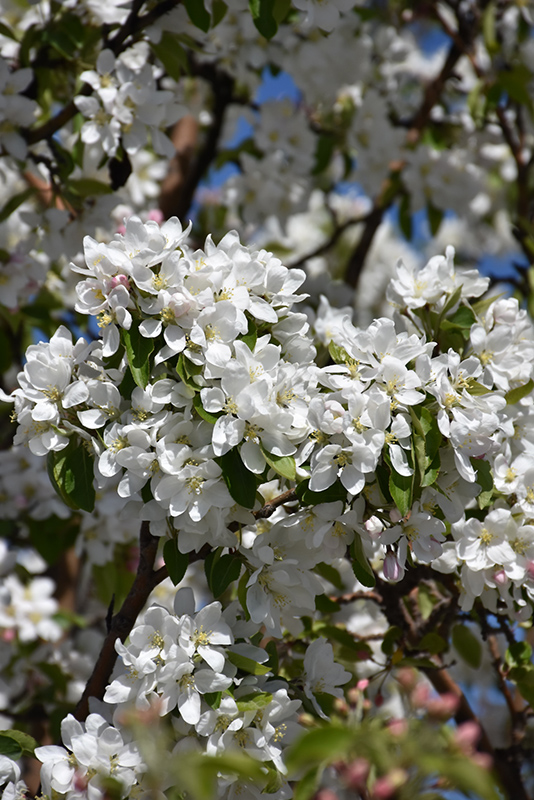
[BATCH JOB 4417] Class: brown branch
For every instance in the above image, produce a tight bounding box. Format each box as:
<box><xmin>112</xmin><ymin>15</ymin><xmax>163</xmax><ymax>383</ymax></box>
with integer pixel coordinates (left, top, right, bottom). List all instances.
<box><xmin>344</xmin><ymin>35</ymin><xmax>466</xmax><ymax>289</ymax></box>
<box><xmin>74</xmin><ymin>521</ymin><xmax>161</xmax><ymax>721</ymax></box>
<box><xmin>424</xmin><ymin>662</ymin><xmax>531</xmax><ymax>800</ymax></box>
<box><xmin>253</xmin><ymin>489</ymin><xmax>298</xmax><ymax>520</ymax></box>
<box><xmin>288</xmin><ymin>215</ymin><xmax>365</xmax><ymax>270</ymax></box>
<box><xmin>160</xmin><ymin>62</ymin><xmax>235</xmax><ymax>222</ymax></box>
<box><xmin>24</xmin><ymin>0</ymin><xmax>183</xmax><ymax>147</ymax></box>
<box><xmin>74</xmin><ymin>537</ymin><xmax>213</xmax><ymax>721</ymax></box>
<box><xmin>159</xmin><ymin>116</ymin><xmax>200</xmax><ymax>220</ymax></box>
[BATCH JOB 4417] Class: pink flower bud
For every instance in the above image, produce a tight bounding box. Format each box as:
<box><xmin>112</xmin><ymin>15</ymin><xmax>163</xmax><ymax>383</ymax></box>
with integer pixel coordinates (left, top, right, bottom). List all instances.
<box><xmin>526</xmin><ymin>561</ymin><xmax>534</xmax><ymax>580</ymax></box>
<box><xmin>315</xmin><ymin>790</ymin><xmax>339</xmax><ymax>800</ymax></box>
<box><xmin>110</xmin><ymin>274</ymin><xmax>131</xmax><ymax>290</ymax></box>
<box><xmin>357</xmin><ymin>678</ymin><xmax>369</xmax><ymax>691</ymax></box>
<box><xmin>389</xmin><ymin>508</ymin><xmax>402</xmax><ymax>524</ymax></box>
<box><xmin>411</xmin><ymin>683</ymin><xmax>430</xmax><ymax>708</ymax></box>
<box><xmin>341</xmin><ymin>757</ymin><xmax>370</xmax><ymax>790</ymax></box>
<box><xmin>147</xmin><ymin>209</ymin><xmax>164</xmax><ymax>222</ymax></box>
<box><xmin>387</xmin><ymin>718</ymin><xmax>408</xmax><ymax>736</ymax></box>
<box><xmin>426</xmin><ymin>692</ymin><xmax>459</xmax><ymax>719</ymax></box>
<box><xmin>372</xmin><ymin>769</ymin><xmax>408</xmax><ymax>799</ymax></box>
<box><xmin>454</xmin><ymin>721</ymin><xmax>480</xmax><ymax>751</ymax></box>
<box><xmin>493</xmin><ymin>569</ymin><xmax>507</xmax><ymax>586</ymax></box>
<box><xmin>2</xmin><ymin>629</ymin><xmax>16</xmax><ymax>642</ymax></box>
<box><xmin>383</xmin><ymin>552</ymin><xmax>403</xmax><ymax>582</ymax></box>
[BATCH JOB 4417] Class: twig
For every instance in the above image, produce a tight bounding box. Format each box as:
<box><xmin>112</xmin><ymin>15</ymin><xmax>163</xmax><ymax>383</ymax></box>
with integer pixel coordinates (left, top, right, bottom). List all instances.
<box><xmin>24</xmin><ymin>1</ymin><xmax>183</xmax><ymax>147</ymax></box>
<box><xmin>253</xmin><ymin>489</ymin><xmax>298</xmax><ymax>519</ymax></box>
<box><xmin>344</xmin><ymin>34</ymin><xmax>466</xmax><ymax>289</ymax></box>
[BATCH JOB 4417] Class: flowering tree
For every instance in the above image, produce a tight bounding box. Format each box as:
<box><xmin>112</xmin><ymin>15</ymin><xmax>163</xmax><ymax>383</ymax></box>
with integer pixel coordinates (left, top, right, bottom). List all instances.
<box><xmin>1</xmin><ymin>1</ymin><xmax>534</xmax><ymax>799</ymax></box>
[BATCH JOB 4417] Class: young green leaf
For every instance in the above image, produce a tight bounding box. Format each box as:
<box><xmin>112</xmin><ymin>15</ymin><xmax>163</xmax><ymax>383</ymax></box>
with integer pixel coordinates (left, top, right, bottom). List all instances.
<box><xmin>217</xmin><ymin>448</ymin><xmax>257</xmax><ymax>508</ymax></box>
<box><xmin>260</xmin><ymin>445</ymin><xmax>296</xmax><ymax>481</ymax></box>
<box><xmin>121</xmin><ymin>324</ymin><xmax>154</xmax><ymax>389</ymax></box>
<box><xmin>452</xmin><ymin>624</ymin><xmax>482</xmax><ymax>669</ymax></box>
<box><xmin>163</xmin><ymin>539</ymin><xmax>189</xmax><ymax>586</ymax></box>
<box><xmin>47</xmin><ymin>440</ymin><xmax>96</xmax><ymax>513</ymax></box>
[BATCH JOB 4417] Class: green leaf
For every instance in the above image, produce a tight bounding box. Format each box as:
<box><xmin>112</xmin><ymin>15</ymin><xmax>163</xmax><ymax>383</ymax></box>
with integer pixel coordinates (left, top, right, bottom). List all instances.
<box><xmin>296</xmin><ymin>479</ymin><xmax>347</xmax><ymax>507</ymax></box>
<box><xmin>236</xmin><ymin>692</ymin><xmax>273</xmax><ymax>712</ymax></box>
<box><xmin>151</xmin><ymin>31</ymin><xmax>188</xmax><ymax>80</ymax></box>
<box><xmin>505</xmin><ymin>378</ymin><xmax>534</xmax><ymax>405</ymax></box>
<box><xmin>205</xmin><ymin>550</ymin><xmax>242</xmax><ymax>598</ymax></box>
<box><xmin>249</xmin><ymin>0</ymin><xmax>278</xmax><ymax>39</ymax></box>
<box><xmin>260</xmin><ymin>445</ymin><xmax>296</xmax><ymax>481</ymax></box>
<box><xmin>0</xmin><ymin>22</ymin><xmax>18</xmax><ymax>40</ymax></box>
<box><xmin>314</xmin><ymin>562</ymin><xmax>344</xmax><ymax>591</ymax></box>
<box><xmin>444</xmin><ymin>304</ymin><xmax>477</xmax><ymax>330</ymax></box>
<box><xmin>439</xmin><ymin>285</ymin><xmax>463</xmax><ymax>319</ymax></box>
<box><xmin>203</xmin><ymin>691</ymin><xmax>222</xmax><ymax>709</ymax></box>
<box><xmin>389</xmin><ymin>468</ymin><xmax>412</xmax><ymax>518</ymax></box>
<box><xmin>240</xmin><ymin>317</ymin><xmax>257</xmax><ymax>351</ymax></box>
<box><xmin>505</xmin><ymin>641</ymin><xmax>532</xmax><ymax>668</ymax></box>
<box><xmin>497</xmin><ymin>64</ymin><xmax>534</xmax><ymax>112</ymax></box>
<box><xmin>465</xmin><ymin>378</ymin><xmax>492</xmax><ymax>396</ymax></box>
<box><xmin>470</xmin><ymin>457</ymin><xmax>493</xmax><ymax>509</ymax></box>
<box><xmin>68</xmin><ymin>178</ymin><xmax>113</xmax><ymax>196</ymax></box>
<box><xmin>351</xmin><ymin>535</ymin><xmax>376</xmax><ymax>588</ymax></box>
<box><xmin>286</xmin><ymin>726</ymin><xmax>354</xmax><ymax>772</ymax></box>
<box><xmin>28</xmin><ymin>515</ymin><xmax>80</xmax><ymax>565</ymax></box>
<box><xmin>192</xmin><ymin>393</ymin><xmax>221</xmax><ymax>424</ymax></box>
<box><xmin>217</xmin><ymin>448</ymin><xmax>257</xmax><ymax>509</ymax></box>
<box><xmin>0</xmin><ymin>728</ymin><xmax>38</xmax><ymax>756</ymax></box>
<box><xmin>0</xmin><ymin>734</ymin><xmax>22</xmax><ymax>760</ymax></box>
<box><xmin>419</xmin><ymin>632</ymin><xmax>447</xmax><ymax>654</ymax></box>
<box><xmin>0</xmin><ymin>729</ymin><xmax>37</xmax><ymax>757</ymax></box>
<box><xmin>176</xmin><ymin>353</ymin><xmax>202</xmax><ymax>392</ymax></box>
<box><xmin>427</xmin><ymin>202</ymin><xmax>444</xmax><ymax>236</ymax></box>
<box><xmin>381</xmin><ymin>625</ymin><xmax>402</xmax><ymax>656</ymax></box>
<box><xmin>313</xmin><ymin>134</ymin><xmax>335</xmax><ymax>175</ymax></box>
<box><xmin>93</xmin><ymin>559</ymin><xmax>135</xmax><ymax>608</ymax></box>
<box><xmin>211</xmin><ymin>0</ymin><xmax>228</xmax><ymax>26</ymax></box>
<box><xmin>0</xmin><ymin>188</ymin><xmax>34</xmax><ymax>223</ymax></box>
<box><xmin>417</xmin><ymin>584</ymin><xmax>436</xmax><ymax>621</ymax></box>
<box><xmin>265</xmin><ymin>640</ymin><xmax>279</xmax><ymax>673</ymax></box>
<box><xmin>121</xmin><ymin>324</ymin><xmax>154</xmax><ymax>389</ymax></box>
<box><xmin>315</xmin><ymin>594</ymin><xmax>340</xmax><ymax>613</ymax></box>
<box><xmin>293</xmin><ymin>766</ymin><xmax>320</xmax><ymax>800</ymax></box>
<box><xmin>398</xmin><ymin>193</ymin><xmax>412</xmax><ymax>241</ymax></box>
<box><xmin>327</xmin><ymin>342</ymin><xmax>352</xmax><ymax>365</ymax></box>
<box><xmin>184</xmin><ymin>0</ymin><xmax>211</xmax><ymax>31</ymax></box>
<box><xmin>163</xmin><ymin>539</ymin><xmax>189</xmax><ymax>586</ymax></box>
<box><xmin>47</xmin><ymin>439</ymin><xmax>96</xmax><ymax>513</ymax></box>
<box><xmin>227</xmin><ymin>650</ymin><xmax>271</xmax><ymax>675</ymax></box>
<box><xmin>452</xmin><ymin>624</ymin><xmax>482</xmax><ymax>669</ymax></box>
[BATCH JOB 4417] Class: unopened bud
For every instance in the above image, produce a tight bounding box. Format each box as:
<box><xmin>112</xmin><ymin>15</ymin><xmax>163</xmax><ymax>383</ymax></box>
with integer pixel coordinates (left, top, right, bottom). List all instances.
<box><xmin>383</xmin><ymin>552</ymin><xmax>403</xmax><ymax>582</ymax></box>
<box><xmin>341</xmin><ymin>757</ymin><xmax>370</xmax><ymax>790</ymax></box>
<box><xmin>396</xmin><ymin>668</ymin><xmax>417</xmax><ymax>691</ymax></box>
<box><xmin>493</xmin><ymin>569</ymin><xmax>507</xmax><ymax>586</ymax></box>
<box><xmin>387</xmin><ymin>718</ymin><xmax>408</xmax><ymax>736</ymax></box>
<box><xmin>372</xmin><ymin>769</ymin><xmax>408</xmax><ymax>799</ymax></box>
<box><xmin>426</xmin><ymin>692</ymin><xmax>459</xmax><ymax>720</ymax></box>
<box><xmin>454</xmin><ymin>721</ymin><xmax>480</xmax><ymax>751</ymax></box>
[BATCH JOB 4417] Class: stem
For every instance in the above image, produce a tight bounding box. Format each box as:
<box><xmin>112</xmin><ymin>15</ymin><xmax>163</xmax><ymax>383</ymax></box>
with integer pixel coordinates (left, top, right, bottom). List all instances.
<box><xmin>74</xmin><ymin>521</ymin><xmax>161</xmax><ymax>721</ymax></box>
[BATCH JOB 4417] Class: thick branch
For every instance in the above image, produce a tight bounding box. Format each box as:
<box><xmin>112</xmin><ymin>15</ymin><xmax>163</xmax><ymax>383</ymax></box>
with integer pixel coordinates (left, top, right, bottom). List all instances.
<box><xmin>74</xmin><ymin>521</ymin><xmax>161</xmax><ymax>721</ymax></box>
<box><xmin>160</xmin><ymin>63</ymin><xmax>235</xmax><ymax>222</ymax></box>
<box><xmin>24</xmin><ymin>0</ymin><xmax>182</xmax><ymax>146</ymax></box>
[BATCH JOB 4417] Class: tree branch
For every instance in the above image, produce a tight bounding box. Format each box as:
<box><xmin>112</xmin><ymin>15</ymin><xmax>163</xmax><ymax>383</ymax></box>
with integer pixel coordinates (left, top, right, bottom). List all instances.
<box><xmin>74</xmin><ymin>521</ymin><xmax>161</xmax><ymax>721</ymax></box>
<box><xmin>24</xmin><ymin>0</ymin><xmax>183</xmax><ymax>146</ymax></box>
<box><xmin>253</xmin><ymin>489</ymin><xmax>297</xmax><ymax>520</ymax></box>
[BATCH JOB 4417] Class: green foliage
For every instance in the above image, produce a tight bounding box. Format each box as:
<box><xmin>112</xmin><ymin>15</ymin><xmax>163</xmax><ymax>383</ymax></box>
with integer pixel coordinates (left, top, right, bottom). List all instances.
<box><xmin>47</xmin><ymin>439</ymin><xmax>96</xmax><ymax>513</ymax></box>
<box><xmin>296</xmin><ymin>478</ymin><xmax>347</xmax><ymax>506</ymax></box>
<box><xmin>260</xmin><ymin>444</ymin><xmax>296</xmax><ymax>480</ymax></box>
<box><xmin>350</xmin><ymin>534</ymin><xmax>376</xmax><ymax>588</ymax></box>
<box><xmin>163</xmin><ymin>539</ymin><xmax>189</xmax><ymax>586</ymax></box>
<box><xmin>452</xmin><ymin>624</ymin><xmax>482</xmax><ymax>669</ymax></box>
<box><xmin>217</xmin><ymin>447</ymin><xmax>257</xmax><ymax>508</ymax></box>
<box><xmin>249</xmin><ymin>0</ymin><xmax>279</xmax><ymax>39</ymax></box>
<box><xmin>204</xmin><ymin>548</ymin><xmax>242</xmax><ymax>597</ymax></box>
<box><xmin>121</xmin><ymin>324</ymin><xmax>154</xmax><ymax>389</ymax></box>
